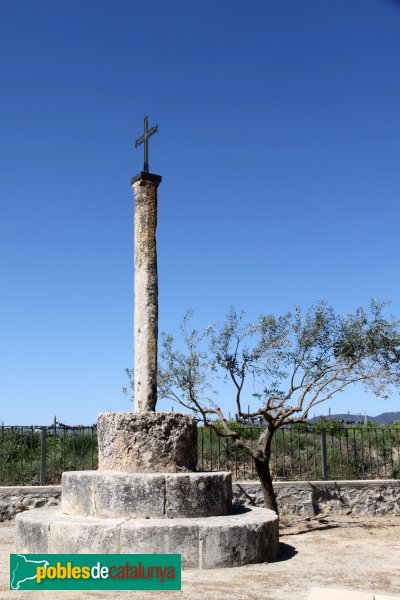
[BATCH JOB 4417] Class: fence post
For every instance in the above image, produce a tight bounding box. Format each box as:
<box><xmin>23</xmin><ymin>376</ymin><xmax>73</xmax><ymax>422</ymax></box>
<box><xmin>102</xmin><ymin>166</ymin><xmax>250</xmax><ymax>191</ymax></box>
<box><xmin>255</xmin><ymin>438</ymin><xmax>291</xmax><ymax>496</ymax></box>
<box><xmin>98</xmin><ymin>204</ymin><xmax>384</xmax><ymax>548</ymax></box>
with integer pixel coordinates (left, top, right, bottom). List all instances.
<box><xmin>40</xmin><ymin>427</ymin><xmax>47</xmax><ymax>485</ymax></box>
<box><xmin>320</xmin><ymin>428</ymin><xmax>328</xmax><ymax>480</ymax></box>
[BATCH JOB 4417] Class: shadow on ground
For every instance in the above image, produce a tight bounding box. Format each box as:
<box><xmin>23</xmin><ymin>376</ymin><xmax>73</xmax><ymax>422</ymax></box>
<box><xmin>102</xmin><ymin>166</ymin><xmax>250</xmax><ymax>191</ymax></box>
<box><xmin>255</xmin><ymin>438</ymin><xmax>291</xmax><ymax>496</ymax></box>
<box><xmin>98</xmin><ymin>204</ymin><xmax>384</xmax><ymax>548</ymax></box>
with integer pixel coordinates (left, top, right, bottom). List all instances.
<box><xmin>273</xmin><ymin>542</ymin><xmax>298</xmax><ymax>562</ymax></box>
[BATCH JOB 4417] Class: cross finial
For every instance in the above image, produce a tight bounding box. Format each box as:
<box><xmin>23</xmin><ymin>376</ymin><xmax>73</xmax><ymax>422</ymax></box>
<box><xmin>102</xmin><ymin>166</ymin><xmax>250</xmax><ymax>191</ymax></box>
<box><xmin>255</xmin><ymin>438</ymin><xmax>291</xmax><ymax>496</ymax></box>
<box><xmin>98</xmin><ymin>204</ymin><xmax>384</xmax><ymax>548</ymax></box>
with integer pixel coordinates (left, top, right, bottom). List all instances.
<box><xmin>134</xmin><ymin>115</ymin><xmax>158</xmax><ymax>173</ymax></box>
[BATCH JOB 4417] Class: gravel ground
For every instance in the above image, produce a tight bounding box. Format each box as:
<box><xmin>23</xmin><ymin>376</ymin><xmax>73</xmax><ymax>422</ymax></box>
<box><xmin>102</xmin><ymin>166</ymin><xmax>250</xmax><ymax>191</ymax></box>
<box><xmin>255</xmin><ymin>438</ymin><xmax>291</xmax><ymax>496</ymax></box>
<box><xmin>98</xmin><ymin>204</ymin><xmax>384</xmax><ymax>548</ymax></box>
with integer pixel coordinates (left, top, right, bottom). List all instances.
<box><xmin>1</xmin><ymin>515</ymin><xmax>399</xmax><ymax>600</ymax></box>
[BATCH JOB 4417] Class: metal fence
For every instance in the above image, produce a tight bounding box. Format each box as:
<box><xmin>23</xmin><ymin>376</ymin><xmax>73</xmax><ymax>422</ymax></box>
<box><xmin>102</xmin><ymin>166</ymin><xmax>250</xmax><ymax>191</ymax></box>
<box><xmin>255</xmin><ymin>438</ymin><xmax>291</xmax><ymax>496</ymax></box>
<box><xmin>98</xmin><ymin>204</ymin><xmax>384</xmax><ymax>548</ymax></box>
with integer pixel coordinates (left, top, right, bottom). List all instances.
<box><xmin>198</xmin><ymin>426</ymin><xmax>400</xmax><ymax>481</ymax></box>
<box><xmin>0</xmin><ymin>425</ymin><xmax>97</xmax><ymax>486</ymax></box>
<box><xmin>0</xmin><ymin>424</ymin><xmax>399</xmax><ymax>485</ymax></box>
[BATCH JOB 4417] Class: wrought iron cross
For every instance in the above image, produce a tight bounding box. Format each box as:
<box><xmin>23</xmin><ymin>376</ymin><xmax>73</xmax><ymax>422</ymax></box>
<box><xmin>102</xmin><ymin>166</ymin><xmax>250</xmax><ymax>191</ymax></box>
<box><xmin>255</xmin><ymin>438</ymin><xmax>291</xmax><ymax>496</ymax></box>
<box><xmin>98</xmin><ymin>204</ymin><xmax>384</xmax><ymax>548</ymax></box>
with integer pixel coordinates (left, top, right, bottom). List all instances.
<box><xmin>134</xmin><ymin>115</ymin><xmax>158</xmax><ymax>173</ymax></box>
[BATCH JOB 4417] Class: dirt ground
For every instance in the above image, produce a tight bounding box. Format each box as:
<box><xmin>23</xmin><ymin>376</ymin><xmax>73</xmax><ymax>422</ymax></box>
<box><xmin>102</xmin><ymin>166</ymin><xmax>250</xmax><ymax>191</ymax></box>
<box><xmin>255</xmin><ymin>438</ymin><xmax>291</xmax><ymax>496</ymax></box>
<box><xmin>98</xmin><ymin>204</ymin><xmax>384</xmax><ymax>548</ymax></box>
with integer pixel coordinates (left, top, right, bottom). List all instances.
<box><xmin>0</xmin><ymin>514</ymin><xmax>399</xmax><ymax>600</ymax></box>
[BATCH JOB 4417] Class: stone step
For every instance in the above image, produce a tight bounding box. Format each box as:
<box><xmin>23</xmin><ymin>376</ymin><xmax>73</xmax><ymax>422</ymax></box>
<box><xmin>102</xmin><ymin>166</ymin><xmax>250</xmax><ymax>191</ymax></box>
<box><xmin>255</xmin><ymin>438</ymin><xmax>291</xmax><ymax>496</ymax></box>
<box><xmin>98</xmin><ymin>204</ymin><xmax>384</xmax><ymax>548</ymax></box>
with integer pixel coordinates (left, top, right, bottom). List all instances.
<box><xmin>62</xmin><ymin>471</ymin><xmax>232</xmax><ymax>519</ymax></box>
<box><xmin>15</xmin><ymin>505</ymin><xmax>279</xmax><ymax>569</ymax></box>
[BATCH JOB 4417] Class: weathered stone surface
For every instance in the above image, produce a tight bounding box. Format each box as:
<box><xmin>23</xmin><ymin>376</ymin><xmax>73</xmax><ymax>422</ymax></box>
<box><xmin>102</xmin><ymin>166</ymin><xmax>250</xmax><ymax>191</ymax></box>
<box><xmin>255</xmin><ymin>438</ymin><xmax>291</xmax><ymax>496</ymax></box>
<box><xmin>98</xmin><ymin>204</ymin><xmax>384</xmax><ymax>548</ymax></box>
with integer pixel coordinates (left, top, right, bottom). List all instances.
<box><xmin>97</xmin><ymin>412</ymin><xmax>197</xmax><ymax>473</ymax></box>
<box><xmin>0</xmin><ymin>486</ymin><xmax>60</xmax><ymax>522</ymax></box>
<box><xmin>94</xmin><ymin>472</ymin><xmax>165</xmax><ymax>518</ymax></box>
<box><xmin>132</xmin><ymin>176</ymin><xmax>160</xmax><ymax>413</ymax></box>
<box><xmin>15</xmin><ymin>506</ymin><xmax>279</xmax><ymax>568</ymax></box>
<box><xmin>233</xmin><ymin>479</ymin><xmax>400</xmax><ymax>516</ymax></box>
<box><xmin>199</xmin><ymin>507</ymin><xmax>279</xmax><ymax>569</ymax></box>
<box><xmin>14</xmin><ymin>508</ymin><xmax>54</xmax><ymax>553</ymax></box>
<box><xmin>49</xmin><ymin>516</ymin><xmax>124</xmax><ymax>554</ymax></box>
<box><xmin>165</xmin><ymin>472</ymin><xmax>232</xmax><ymax>518</ymax></box>
<box><xmin>62</xmin><ymin>471</ymin><xmax>94</xmax><ymax>516</ymax></box>
<box><xmin>61</xmin><ymin>471</ymin><xmax>231</xmax><ymax>519</ymax></box>
<box><xmin>14</xmin><ymin>507</ymin><xmax>124</xmax><ymax>554</ymax></box>
<box><xmin>120</xmin><ymin>520</ymin><xmax>200</xmax><ymax>568</ymax></box>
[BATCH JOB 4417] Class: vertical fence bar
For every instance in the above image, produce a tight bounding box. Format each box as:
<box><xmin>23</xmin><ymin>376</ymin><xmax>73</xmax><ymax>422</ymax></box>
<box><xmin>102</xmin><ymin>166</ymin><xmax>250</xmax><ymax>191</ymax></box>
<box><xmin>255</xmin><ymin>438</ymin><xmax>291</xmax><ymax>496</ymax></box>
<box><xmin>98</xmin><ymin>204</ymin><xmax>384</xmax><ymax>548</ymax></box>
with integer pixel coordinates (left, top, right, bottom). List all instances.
<box><xmin>217</xmin><ymin>434</ymin><xmax>221</xmax><ymax>472</ymax></box>
<box><xmin>297</xmin><ymin>429</ymin><xmax>301</xmax><ymax>479</ymax></box>
<box><xmin>91</xmin><ymin>427</ymin><xmax>94</xmax><ymax>470</ymax></box>
<box><xmin>367</xmin><ymin>429</ymin><xmax>372</xmax><ymax>478</ymax></box>
<box><xmin>360</xmin><ymin>429</ymin><xmax>365</xmax><ymax>478</ymax></box>
<box><xmin>289</xmin><ymin>428</ymin><xmax>294</xmax><ymax>478</ymax></box>
<box><xmin>321</xmin><ymin>429</ymin><xmax>328</xmax><ymax>481</ymax></box>
<box><xmin>250</xmin><ymin>427</ymin><xmax>255</xmax><ymax>479</ymax></box>
<box><xmin>40</xmin><ymin>427</ymin><xmax>47</xmax><ymax>485</ymax></box>
<box><xmin>30</xmin><ymin>427</ymin><xmax>33</xmax><ymax>482</ymax></box>
<box><xmin>53</xmin><ymin>425</ymin><xmax>57</xmax><ymax>483</ymax></box>
<box><xmin>338</xmin><ymin>431</ymin><xmax>343</xmax><ymax>479</ymax></box>
<box><xmin>305</xmin><ymin>430</ymin><xmax>310</xmax><ymax>480</ymax></box>
<box><xmin>389</xmin><ymin>429</ymin><xmax>394</xmax><ymax>477</ymax></box>
<box><xmin>72</xmin><ymin>428</ymin><xmax>76</xmax><ymax>470</ymax></box>
<box><xmin>305</xmin><ymin>429</ymin><xmax>310</xmax><ymax>481</ymax></box>
<box><xmin>0</xmin><ymin>425</ymin><xmax>3</xmax><ymax>483</ymax></box>
<box><xmin>19</xmin><ymin>427</ymin><xmax>23</xmax><ymax>482</ymax></box>
<box><xmin>81</xmin><ymin>429</ymin><xmax>85</xmax><ymax>470</ymax></box>
<box><xmin>345</xmin><ymin>429</ymin><xmax>350</xmax><ymax>479</ymax></box>
<box><xmin>200</xmin><ymin>427</ymin><xmax>204</xmax><ymax>471</ymax></box>
<box><xmin>10</xmin><ymin>427</ymin><xmax>14</xmax><ymax>483</ymax></box>
<box><xmin>382</xmin><ymin>429</ymin><xmax>387</xmax><ymax>477</ymax></box>
<box><xmin>330</xmin><ymin>430</ymin><xmax>335</xmax><ymax>479</ymax></box>
<box><xmin>282</xmin><ymin>429</ymin><xmax>286</xmax><ymax>479</ymax></box>
<box><xmin>312</xmin><ymin>431</ymin><xmax>317</xmax><ymax>478</ymax></box>
<box><xmin>209</xmin><ymin>429</ymin><xmax>213</xmax><ymax>472</ymax></box>
<box><xmin>374</xmin><ymin>429</ymin><xmax>379</xmax><ymax>478</ymax></box>
<box><xmin>234</xmin><ymin>442</ymin><xmax>238</xmax><ymax>480</ymax></box>
<box><xmin>353</xmin><ymin>429</ymin><xmax>358</xmax><ymax>478</ymax></box>
<box><xmin>62</xmin><ymin>427</ymin><xmax>66</xmax><ymax>472</ymax></box>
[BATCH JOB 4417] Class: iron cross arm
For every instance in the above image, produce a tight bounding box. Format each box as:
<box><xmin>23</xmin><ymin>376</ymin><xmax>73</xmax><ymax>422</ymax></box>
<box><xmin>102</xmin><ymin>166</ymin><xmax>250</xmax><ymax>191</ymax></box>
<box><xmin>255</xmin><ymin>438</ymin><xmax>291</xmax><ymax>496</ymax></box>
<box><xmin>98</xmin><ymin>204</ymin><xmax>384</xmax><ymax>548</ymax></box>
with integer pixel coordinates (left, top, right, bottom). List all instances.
<box><xmin>134</xmin><ymin>115</ymin><xmax>158</xmax><ymax>173</ymax></box>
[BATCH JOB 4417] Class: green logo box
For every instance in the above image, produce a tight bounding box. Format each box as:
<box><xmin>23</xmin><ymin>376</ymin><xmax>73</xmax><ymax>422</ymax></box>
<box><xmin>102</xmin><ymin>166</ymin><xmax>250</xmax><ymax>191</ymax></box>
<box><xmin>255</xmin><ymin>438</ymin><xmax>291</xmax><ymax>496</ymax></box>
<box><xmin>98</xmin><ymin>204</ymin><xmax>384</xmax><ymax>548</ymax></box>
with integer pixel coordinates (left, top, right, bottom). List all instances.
<box><xmin>10</xmin><ymin>553</ymin><xmax>181</xmax><ymax>590</ymax></box>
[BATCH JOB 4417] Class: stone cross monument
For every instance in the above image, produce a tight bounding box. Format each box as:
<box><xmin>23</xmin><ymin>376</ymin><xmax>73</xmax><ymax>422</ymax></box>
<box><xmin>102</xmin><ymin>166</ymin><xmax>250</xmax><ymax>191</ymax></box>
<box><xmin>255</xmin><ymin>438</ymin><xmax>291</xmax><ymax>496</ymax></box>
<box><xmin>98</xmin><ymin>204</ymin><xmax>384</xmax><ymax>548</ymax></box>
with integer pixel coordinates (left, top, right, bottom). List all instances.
<box><xmin>14</xmin><ymin>117</ymin><xmax>279</xmax><ymax>568</ymax></box>
<box><xmin>131</xmin><ymin>115</ymin><xmax>161</xmax><ymax>412</ymax></box>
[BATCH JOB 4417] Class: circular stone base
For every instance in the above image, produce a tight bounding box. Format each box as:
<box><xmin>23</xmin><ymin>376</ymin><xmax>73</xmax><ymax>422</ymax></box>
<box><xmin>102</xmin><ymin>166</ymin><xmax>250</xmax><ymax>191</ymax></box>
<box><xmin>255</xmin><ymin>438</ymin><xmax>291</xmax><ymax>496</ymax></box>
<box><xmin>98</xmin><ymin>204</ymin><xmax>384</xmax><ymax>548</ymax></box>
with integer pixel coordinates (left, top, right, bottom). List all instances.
<box><xmin>97</xmin><ymin>412</ymin><xmax>197</xmax><ymax>473</ymax></box>
<box><xmin>62</xmin><ymin>471</ymin><xmax>232</xmax><ymax>519</ymax></box>
<box><xmin>15</xmin><ymin>506</ymin><xmax>279</xmax><ymax>569</ymax></box>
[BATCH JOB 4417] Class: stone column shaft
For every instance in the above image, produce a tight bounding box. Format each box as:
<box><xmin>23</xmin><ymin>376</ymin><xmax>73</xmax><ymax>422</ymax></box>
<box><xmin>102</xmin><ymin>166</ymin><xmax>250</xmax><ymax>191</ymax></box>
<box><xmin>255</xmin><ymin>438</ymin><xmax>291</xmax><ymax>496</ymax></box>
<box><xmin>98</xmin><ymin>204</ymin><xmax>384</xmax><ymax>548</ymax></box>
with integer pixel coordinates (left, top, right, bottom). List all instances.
<box><xmin>131</xmin><ymin>172</ymin><xmax>162</xmax><ymax>412</ymax></box>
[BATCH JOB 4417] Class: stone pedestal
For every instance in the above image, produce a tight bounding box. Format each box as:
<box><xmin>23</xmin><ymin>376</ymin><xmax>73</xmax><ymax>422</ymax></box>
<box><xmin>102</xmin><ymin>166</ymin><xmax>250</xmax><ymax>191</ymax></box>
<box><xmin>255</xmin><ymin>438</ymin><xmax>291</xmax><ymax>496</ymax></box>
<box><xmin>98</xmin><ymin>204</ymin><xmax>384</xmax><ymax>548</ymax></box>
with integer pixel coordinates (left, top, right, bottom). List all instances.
<box><xmin>97</xmin><ymin>412</ymin><xmax>197</xmax><ymax>473</ymax></box>
<box><xmin>15</xmin><ymin>412</ymin><xmax>279</xmax><ymax>568</ymax></box>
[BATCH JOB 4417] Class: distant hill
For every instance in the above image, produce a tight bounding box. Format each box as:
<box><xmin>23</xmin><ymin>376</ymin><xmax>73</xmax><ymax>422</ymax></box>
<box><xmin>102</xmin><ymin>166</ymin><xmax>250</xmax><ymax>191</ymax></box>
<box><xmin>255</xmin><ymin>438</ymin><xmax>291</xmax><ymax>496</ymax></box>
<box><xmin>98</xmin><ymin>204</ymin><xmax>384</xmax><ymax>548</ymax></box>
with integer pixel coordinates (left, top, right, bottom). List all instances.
<box><xmin>309</xmin><ymin>412</ymin><xmax>400</xmax><ymax>425</ymax></box>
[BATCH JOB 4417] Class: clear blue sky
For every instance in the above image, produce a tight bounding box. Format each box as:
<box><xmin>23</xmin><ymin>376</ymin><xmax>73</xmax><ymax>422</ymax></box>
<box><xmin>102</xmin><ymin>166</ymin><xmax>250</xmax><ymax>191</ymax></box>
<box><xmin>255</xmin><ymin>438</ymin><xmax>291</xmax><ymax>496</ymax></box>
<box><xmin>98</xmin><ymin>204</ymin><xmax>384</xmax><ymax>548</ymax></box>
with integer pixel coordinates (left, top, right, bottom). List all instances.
<box><xmin>1</xmin><ymin>0</ymin><xmax>399</xmax><ymax>424</ymax></box>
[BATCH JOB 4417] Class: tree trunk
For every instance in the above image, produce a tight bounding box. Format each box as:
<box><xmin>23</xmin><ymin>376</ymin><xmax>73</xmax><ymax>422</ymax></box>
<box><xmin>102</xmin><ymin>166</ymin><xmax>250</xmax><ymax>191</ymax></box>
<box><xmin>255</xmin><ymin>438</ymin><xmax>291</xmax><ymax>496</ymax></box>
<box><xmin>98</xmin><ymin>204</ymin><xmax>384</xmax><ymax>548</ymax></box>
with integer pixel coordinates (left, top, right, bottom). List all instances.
<box><xmin>254</xmin><ymin>456</ymin><xmax>279</xmax><ymax>515</ymax></box>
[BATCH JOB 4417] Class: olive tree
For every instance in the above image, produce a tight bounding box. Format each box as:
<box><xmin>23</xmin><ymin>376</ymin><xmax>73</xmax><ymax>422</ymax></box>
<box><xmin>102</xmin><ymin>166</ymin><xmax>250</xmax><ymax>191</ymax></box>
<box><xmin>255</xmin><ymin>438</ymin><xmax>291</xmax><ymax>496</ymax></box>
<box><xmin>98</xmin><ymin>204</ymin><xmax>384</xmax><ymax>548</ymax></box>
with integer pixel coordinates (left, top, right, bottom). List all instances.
<box><xmin>158</xmin><ymin>301</ymin><xmax>400</xmax><ymax>513</ymax></box>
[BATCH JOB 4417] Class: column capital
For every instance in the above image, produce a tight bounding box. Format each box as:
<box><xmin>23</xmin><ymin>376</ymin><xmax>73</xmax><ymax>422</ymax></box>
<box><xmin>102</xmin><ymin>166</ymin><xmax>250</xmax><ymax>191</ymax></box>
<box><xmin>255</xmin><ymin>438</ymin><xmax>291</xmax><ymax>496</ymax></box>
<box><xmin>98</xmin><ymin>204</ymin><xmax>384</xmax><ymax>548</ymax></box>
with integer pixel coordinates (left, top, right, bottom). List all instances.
<box><xmin>131</xmin><ymin>171</ymin><xmax>162</xmax><ymax>186</ymax></box>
